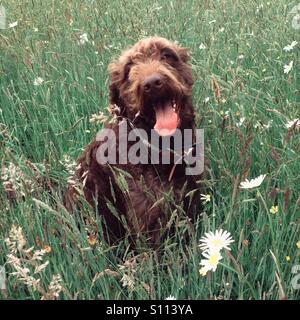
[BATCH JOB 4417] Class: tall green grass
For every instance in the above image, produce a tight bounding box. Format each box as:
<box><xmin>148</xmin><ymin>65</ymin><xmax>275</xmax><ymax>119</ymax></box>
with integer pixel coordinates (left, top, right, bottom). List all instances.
<box><xmin>0</xmin><ymin>0</ymin><xmax>299</xmax><ymax>299</ymax></box>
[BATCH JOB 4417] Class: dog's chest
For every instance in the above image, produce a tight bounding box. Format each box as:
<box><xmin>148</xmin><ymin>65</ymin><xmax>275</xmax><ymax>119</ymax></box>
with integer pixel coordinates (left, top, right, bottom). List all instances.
<box><xmin>115</xmin><ymin>164</ymin><xmax>186</xmax><ymax>226</ymax></box>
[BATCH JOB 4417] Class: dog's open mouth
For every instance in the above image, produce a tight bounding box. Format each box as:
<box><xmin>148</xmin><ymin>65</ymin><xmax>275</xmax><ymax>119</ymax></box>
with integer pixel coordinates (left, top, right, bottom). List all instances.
<box><xmin>153</xmin><ymin>100</ymin><xmax>180</xmax><ymax>136</ymax></box>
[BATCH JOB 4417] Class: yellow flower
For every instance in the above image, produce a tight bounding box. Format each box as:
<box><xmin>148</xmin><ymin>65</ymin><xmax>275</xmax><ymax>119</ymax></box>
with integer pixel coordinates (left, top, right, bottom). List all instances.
<box><xmin>296</xmin><ymin>241</ymin><xmax>300</xmax><ymax>249</ymax></box>
<box><xmin>270</xmin><ymin>205</ymin><xmax>279</xmax><ymax>215</ymax></box>
<box><xmin>285</xmin><ymin>256</ymin><xmax>291</xmax><ymax>262</ymax></box>
<box><xmin>43</xmin><ymin>245</ymin><xmax>52</xmax><ymax>253</ymax></box>
<box><xmin>87</xmin><ymin>235</ymin><xmax>97</xmax><ymax>246</ymax></box>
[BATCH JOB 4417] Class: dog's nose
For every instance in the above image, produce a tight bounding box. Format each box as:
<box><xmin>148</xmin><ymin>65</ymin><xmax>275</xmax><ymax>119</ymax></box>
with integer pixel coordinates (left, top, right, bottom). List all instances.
<box><xmin>143</xmin><ymin>74</ymin><xmax>163</xmax><ymax>93</ymax></box>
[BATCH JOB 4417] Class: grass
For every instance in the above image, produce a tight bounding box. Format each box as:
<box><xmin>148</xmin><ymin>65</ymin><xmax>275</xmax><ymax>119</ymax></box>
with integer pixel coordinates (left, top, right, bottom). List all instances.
<box><xmin>0</xmin><ymin>0</ymin><xmax>300</xmax><ymax>300</ymax></box>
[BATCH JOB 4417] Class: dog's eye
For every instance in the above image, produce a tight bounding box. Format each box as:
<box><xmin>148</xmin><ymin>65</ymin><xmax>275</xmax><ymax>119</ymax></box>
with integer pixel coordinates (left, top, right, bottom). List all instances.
<box><xmin>161</xmin><ymin>50</ymin><xmax>178</xmax><ymax>63</ymax></box>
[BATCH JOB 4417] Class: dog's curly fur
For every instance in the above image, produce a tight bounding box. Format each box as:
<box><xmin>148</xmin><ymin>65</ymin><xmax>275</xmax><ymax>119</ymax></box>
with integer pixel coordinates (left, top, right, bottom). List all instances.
<box><xmin>64</xmin><ymin>37</ymin><xmax>202</xmax><ymax>248</ymax></box>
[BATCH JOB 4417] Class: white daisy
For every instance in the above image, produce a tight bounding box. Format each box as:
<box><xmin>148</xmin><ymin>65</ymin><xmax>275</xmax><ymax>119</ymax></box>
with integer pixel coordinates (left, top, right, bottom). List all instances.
<box><xmin>200</xmin><ymin>194</ymin><xmax>211</xmax><ymax>203</ymax></box>
<box><xmin>165</xmin><ymin>295</ymin><xmax>176</xmax><ymax>300</ymax></box>
<box><xmin>33</xmin><ymin>77</ymin><xmax>44</xmax><ymax>86</ymax></box>
<box><xmin>284</xmin><ymin>61</ymin><xmax>293</xmax><ymax>74</ymax></box>
<box><xmin>283</xmin><ymin>41</ymin><xmax>298</xmax><ymax>52</ymax></box>
<box><xmin>204</xmin><ymin>97</ymin><xmax>210</xmax><ymax>103</ymax></box>
<box><xmin>236</xmin><ymin>117</ymin><xmax>245</xmax><ymax>127</ymax></box>
<box><xmin>9</xmin><ymin>21</ymin><xmax>18</xmax><ymax>28</ymax></box>
<box><xmin>239</xmin><ymin>174</ymin><xmax>266</xmax><ymax>189</ymax></box>
<box><xmin>285</xmin><ymin>118</ymin><xmax>299</xmax><ymax>129</ymax></box>
<box><xmin>199</xmin><ymin>43</ymin><xmax>206</xmax><ymax>50</ymax></box>
<box><xmin>256</xmin><ymin>4</ymin><xmax>264</xmax><ymax>13</ymax></box>
<box><xmin>78</xmin><ymin>33</ymin><xmax>89</xmax><ymax>45</ymax></box>
<box><xmin>199</xmin><ymin>229</ymin><xmax>234</xmax><ymax>253</ymax></box>
<box><xmin>199</xmin><ymin>250</ymin><xmax>222</xmax><ymax>273</ymax></box>
<box><xmin>199</xmin><ymin>266</ymin><xmax>210</xmax><ymax>276</ymax></box>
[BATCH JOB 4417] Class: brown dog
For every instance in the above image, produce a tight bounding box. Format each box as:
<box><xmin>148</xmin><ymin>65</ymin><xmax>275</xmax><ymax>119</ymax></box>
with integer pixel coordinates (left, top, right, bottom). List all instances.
<box><xmin>64</xmin><ymin>37</ymin><xmax>202</xmax><ymax>248</ymax></box>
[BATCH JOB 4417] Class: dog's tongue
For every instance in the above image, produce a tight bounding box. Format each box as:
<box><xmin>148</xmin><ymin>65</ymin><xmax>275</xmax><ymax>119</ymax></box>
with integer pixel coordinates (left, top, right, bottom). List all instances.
<box><xmin>154</xmin><ymin>102</ymin><xmax>179</xmax><ymax>136</ymax></box>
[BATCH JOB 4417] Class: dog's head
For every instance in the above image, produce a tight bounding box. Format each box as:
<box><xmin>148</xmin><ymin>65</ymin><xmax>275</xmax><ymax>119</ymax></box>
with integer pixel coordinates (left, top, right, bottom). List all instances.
<box><xmin>108</xmin><ymin>37</ymin><xmax>194</xmax><ymax>136</ymax></box>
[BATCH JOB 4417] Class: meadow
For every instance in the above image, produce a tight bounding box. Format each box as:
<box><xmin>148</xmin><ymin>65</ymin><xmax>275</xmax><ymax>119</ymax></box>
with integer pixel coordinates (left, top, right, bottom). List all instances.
<box><xmin>0</xmin><ymin>0</ymin><xmax>299</xmax><ymax>300</ymax></box>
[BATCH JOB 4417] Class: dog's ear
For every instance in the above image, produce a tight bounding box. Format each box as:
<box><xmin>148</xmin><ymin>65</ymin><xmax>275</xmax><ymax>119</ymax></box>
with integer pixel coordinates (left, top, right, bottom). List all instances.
<box><xmin>108</xmin><ymin>62</ymin><xmax>130</xmax><ymax>118</ymax></box>
<box><xmin>176</xmin><ymin>46</ymin><xmax>193</xmax><ymax>86</ymax></box>
<box><xmin>177</xmin><ymin>47</ymin><xmax>194</xmax><ymax>87</ymax></box>
<box><xmin>109</xmin><ymin>83</ymin><xmax>120</xmax><ymax>106</ymax></box>
<box><xmin>178</xmin><ymin>47</ymin><xmax>190</xmax><ymax>63</ymax></box>
<box><xmin>108</xmin><ymin>62</ymin><xmax>121</xmax><ymax>106</ymax></box>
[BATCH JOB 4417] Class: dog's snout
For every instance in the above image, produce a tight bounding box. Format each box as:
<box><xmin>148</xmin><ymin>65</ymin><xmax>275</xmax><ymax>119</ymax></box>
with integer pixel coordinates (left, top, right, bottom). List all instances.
<box><xmin>143</xmin><ymin>74</ymin><xmax>163</xmax><ymax>93</ymax></box>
